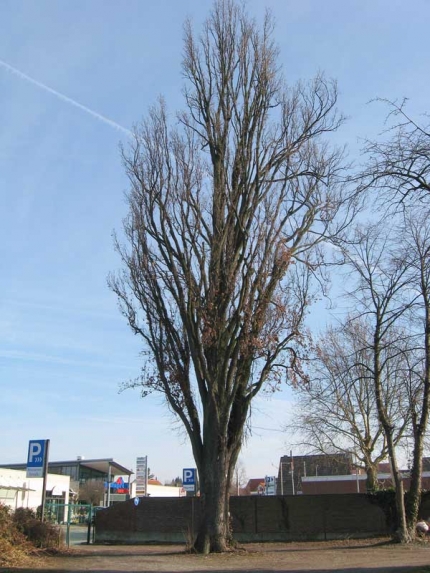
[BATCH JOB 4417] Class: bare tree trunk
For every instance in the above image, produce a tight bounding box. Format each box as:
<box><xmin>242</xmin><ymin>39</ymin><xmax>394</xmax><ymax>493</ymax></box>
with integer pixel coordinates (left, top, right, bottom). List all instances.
<box><xmin>365</xmin><ymin>462</ymin><xmax>379</xmax><ymax>492</ymax></box>
<box><xmin>194</xmin><ymin>423</ymin><xmax>241</xmax><ymax>554</ymax></box>
<box><xmin>372</xmin><ymin>352</ymin><xmax>406</xmax><ymax>539</ymax></box>
<box><xmin>385</xmin><ymin>437</ymin><xmax>410</xmax><ymax>542</ymax></box>
<box><xmin>191</xmin><ymin>391</ymin><xmax>244</xmax><ymax>553</ymax></box>
<box><xmin>406</xmin><ymin>436</ymin><xmax>424</xmax><ymax>538</ymax></box>
<box><xmin>194</xmin><ymin>441</ymin><xmax>232</xmax><ymax>553</ymax></box>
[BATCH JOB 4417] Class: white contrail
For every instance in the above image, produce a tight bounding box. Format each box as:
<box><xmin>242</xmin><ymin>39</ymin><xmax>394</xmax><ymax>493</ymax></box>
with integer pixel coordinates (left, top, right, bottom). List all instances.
<box><xmin>0</xmin><ymin>58</ymin><xmax>132</xmax><ymax>136</ymax></box>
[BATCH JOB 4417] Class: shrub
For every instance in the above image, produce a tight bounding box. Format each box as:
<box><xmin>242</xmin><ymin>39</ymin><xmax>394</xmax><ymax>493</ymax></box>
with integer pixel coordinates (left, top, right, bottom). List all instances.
<box><xmin>13</xmin><ymin>507</ymin><xmax>37</xmax><ymax>533</ymax></box>
<box><xmin>0</xmin><ymin>503</ymin><xmax>63</xmax><ymax>566</ymax></box>
<box><xmin>13</xmin><ymin>506</ymin><xmax>62</xmax><ymax>548</ymax></box>
<box><xmin>0</xmin><ymin>503</ymin><xmax>34</xmax><ymax>566</ymax></box>
<box><xmin>26</xmin><ymin>519</ymin><xmax>62</xmax><ymax>548</ymax></box>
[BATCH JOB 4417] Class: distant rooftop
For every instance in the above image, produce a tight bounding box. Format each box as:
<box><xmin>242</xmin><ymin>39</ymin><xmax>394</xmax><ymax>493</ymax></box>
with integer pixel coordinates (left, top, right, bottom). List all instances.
<box><xmin>0</xmin><ymin>458</ymin><xmax>133</xmax><ymax>477</ymax></box>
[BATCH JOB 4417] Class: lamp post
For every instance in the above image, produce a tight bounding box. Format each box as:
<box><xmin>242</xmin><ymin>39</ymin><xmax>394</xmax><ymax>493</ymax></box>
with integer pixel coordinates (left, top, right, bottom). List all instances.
<box><xmin>106</xmin><ymin>464</ymin><xmax>111</xmax><ymax>507</ymax></box>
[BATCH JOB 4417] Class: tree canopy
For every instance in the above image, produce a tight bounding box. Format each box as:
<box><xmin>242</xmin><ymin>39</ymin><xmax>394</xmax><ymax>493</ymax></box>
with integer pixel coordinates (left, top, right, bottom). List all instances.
<box><xmin>110</xmin><ymin>0</ymin><xmax>355</xmax><ymax>552</ymax></box>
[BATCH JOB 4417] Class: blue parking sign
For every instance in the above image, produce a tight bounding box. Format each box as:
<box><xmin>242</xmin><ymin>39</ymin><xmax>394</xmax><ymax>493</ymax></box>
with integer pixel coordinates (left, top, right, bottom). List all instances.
<box><xmin>26</xmin><ymin>440</ymin><xmax>47</xmax><ymax>478</ymax></box>
<box><xmin>183</xmin><ymin>468</ymin><xmax>196</xmax><ymax>491</ymax></box>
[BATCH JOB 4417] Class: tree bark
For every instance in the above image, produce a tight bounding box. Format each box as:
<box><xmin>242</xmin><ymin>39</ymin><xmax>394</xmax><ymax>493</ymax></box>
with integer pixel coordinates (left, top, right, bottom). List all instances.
<box><xmin>194</xmin><ymin>438</ymin><xmax>232</xmax><ymax>553</ymax></box>
<box><xmin>371</xmin><ymin>367</ymin><xmax>408</xmax><ymax>541</ymax></box>
<box><xmin>194</xmin><ymin>475</ymin><xmax>229</xmax><ymax>552</ymax></box>
<box><xmin>385</xmin><ymin>437</ymin><xmax>410</xmax><ymax>543</ymax></box>
<box><xmin>406</xmin><ymin>436</ymin><xmax>424</xmax><ymax>538</ymax></box>
<box><xmin>365</xmin><ymin>462</ymin><xmax>379</xmax><ymax>492</ymax></box>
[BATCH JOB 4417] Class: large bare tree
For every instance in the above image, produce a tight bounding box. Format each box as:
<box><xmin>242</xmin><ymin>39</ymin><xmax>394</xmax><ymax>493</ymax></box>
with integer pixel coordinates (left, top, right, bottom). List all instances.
<box><xmin>109</xmin><ymin>0</ymin><xmax>354</xmax><ymax>553</ymax></box>
<box><xmin>358</xmin><ymin>97</ymin><xmax>430</xmax><ymax>535</ymax></box>
<box><xmin>341</xmin><ymin>225</ymin><xmax>411</xmax><ymax>540</ymax></box>
<box><xmin>398</xmin><ymin>211</ymin><xmax>430</xmax><ymax>533</ymax></box>
<box><xmin>336</xmin><ymin>220</ymin><xmax>430</xmax><ymax>541</ymax></box>
<box><xmin>289</xmin><ymin>319</ymin><xmax>409</xmax><ymax>492</ymax></box>
<box><xmin>78</xmin><ymin>480</ymin><xmax>105</xmax><ymax>507</ymax></box>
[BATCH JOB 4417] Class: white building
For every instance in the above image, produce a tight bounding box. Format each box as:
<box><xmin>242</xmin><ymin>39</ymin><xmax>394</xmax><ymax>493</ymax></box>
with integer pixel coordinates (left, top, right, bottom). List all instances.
<box><xmin>130</xmin><ymin>479</ymin><xmax>186</xmax><ymax>498</ymax></box>
<box><xmin>0</xmin><ymin>467</ymin><xmax>70</xmax><ymax>519</ymax></box>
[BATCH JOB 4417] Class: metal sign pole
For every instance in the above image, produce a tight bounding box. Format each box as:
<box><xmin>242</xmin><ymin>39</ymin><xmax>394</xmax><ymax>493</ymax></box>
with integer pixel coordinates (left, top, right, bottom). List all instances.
<box><xmin>40</xmin><ymin>439</ymin><xmax>50</xmax><ymax>522</ymax></box>
<box><xmin>107</xmin><ymin>464</ymin><xmax>111</xmax><ymax>506</ymax></box>
<box><xmin>66</xmin><ymin>503</ymin><xmax>71</xmax><ymax>547</ymax></box>
<box><xmin>87</xmin><ymin>506</ymin><xmax>92</xmax><ymax>545</ymax></box>
<box><xmin>290</xmin><ymin>450</ymin><xmax>295</xmax><ymax>496</ymax></box>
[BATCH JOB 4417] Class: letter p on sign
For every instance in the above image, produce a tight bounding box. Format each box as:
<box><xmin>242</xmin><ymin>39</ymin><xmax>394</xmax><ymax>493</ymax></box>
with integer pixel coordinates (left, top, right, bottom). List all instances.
<box><xmin>29</xmin><ymin>442</ymin><xmax>42</xmax><ymax>463</ymax></box>
<box><xmin>182</xmin><ymin>468</ymin><xmax>196</xmax><ymax>491</ymax></box>
<box><xmin>26</xmin><ymin>440</ymin><xmax>47</xmax><ymax>478</ymax></box>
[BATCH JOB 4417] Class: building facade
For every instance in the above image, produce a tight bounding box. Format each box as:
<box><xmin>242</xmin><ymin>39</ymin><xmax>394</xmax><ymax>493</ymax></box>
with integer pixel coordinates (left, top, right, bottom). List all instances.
<box><xmin>0</xmin><ymin>467</ymin><xmax>70</xmax><ymax>519</ymax></box>
<box><xmin>0</xmin><ymin>457</ymin><xmax>133</xmax><ymax>506</ymax></box>
<box><xmin>277</xmin><ymin>453</ymin><xmax>354</xmax><ymax>495</ymax></box>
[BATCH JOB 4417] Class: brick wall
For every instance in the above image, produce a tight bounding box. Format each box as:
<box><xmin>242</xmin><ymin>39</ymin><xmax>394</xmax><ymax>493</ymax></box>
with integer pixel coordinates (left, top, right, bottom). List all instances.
<box><xmin>96</xmin><ymin>497</ymin><xmax>201</xmax><ymax>543</ymax></box>
<box><xmin>95</xmin><ymin>494</ymin><xmax>390</xmax><ymax>544</ymax></box>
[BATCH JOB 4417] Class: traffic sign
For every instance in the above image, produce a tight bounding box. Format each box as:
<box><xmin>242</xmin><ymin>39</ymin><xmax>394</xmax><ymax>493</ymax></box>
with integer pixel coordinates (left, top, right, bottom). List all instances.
<box><xmin>183</xmin><ymin>468</ymin><xmax>196</xmax><ymax>492</ymax></box>
<box><xmin>26</xmin><ymin>440</ymin><xmax>48</xmax><ymax>478</ymax></box>
<box><xmin>264</xmin><ymin>475</ymin><xmax>277</xmax><ymax>495</ymax></box>
<box><xmin>136</xmin><ymin>456</ymin><xmax>147</xmax><ymax>496</ymax></box>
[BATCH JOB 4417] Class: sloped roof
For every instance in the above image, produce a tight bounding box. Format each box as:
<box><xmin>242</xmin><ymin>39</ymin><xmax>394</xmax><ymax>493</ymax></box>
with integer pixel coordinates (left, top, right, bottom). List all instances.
<box><xmin>245</xmin><ymin>478</ymin><xmax>264</xmax><ymax>492</ymax></box>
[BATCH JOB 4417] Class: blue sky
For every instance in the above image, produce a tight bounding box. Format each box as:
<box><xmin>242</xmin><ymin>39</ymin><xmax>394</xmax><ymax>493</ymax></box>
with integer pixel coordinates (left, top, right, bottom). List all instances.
<box><xmin>1</xmin><ymin>0</ymin><xmax>429</xmax><ymax>483</ymax></box>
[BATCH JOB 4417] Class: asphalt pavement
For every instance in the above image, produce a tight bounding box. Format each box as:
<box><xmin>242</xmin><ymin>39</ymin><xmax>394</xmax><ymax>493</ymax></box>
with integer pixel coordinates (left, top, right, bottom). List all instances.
<box><xmin>61</xmin><ymin>524</ymin><xmax>91</xmax><ymax>546</ymax></box>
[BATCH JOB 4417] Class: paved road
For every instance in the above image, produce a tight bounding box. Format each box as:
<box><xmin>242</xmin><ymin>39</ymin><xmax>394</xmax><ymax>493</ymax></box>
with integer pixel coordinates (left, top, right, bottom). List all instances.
<box><xmin>17</xmin><ymin>539</ymin><xmax>430</xmax><ymax>572</ymax></box>
<box><xmin>61</xmin><ymin>524</ymin><xmax>91</xmax><ymax>546</ymax></box>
